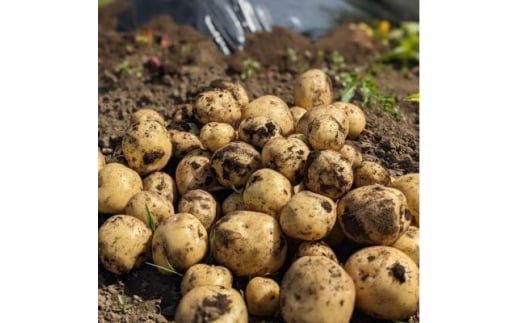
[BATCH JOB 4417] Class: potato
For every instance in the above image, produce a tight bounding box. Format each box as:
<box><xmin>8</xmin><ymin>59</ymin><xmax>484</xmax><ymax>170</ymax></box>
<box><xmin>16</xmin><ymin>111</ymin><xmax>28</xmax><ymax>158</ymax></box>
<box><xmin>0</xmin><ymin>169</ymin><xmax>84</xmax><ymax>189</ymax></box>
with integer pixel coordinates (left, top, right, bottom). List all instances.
<box><xmin>353</xmin><ymin>160</ymin><xmax>391</xmax><ymax>187</ymax></box>
<box><xmin>332</xmin><ymin>101</ymin><xmax>366</xmax><ymax>139</ymax></box>
<box><xmin>337</xmin><ymin>184</ymin><xmax>411</xmax><ymax>245</ymax></box>
<box><xmin>339</xmin><ymin>143</ymin><xmax>363</xmax><ymax>168</ymax></box>
<box><xmin>177</xmin><ymin>189</ymin><xmax>218</xmax><ymax>230</ymax></box>
<box><xmin>125</xmin><ymin>190</ymin><xmax>175</xmax><ymax>226</ymax></box>
<box><xmin>304</xmin><ymin>149</ymin><xmax>353</xmax><ymax>200</ymax></box>
<box><xmin>295</xmin><ymin>104</ymin><xmax>349</xmax><ymax>135</ymax></box>
<box><xmin>210</xmin><ymin>79</ymin><xmax>250</xmax><ymax>109</ymax></box>
<box><xmin>98</xmin><ymin>163</ymin><xmax>143</xmax><ymax>214</ymax></box>
<box><xmin>142</xmin><ymin>171</ymin><xmax>178</xmax><ymax>204</ymax></box>
<box><xmin>293</xmin><ymin>69</ymin><xmax>333</xmax><ymax>110</ymax></box>
<box><xmin>180</xmin><ymin>263</ymin><xmax>233</xmax><ymax>295</ymax></box>
<box><xmin>245</xmin><ymin>277</ymin><xmax>280</xmax><ymax>316</ymax></box>
<box><xmin>169</xmin><ymin>130</ymin><xmax>204</xmax><ymax>159</ymax></box>
<box><xmin>98</xmin><ymin>148</ymin><xmax>105</xmax><ymax>172</ymax></box>
<box><xmin>210</xmin><ymin>141</ymin><xmax>262</xmax><ymax>189</ymax></box>
<box><xmin>344</xmin><ymin>246</ymin><xmax>419</xmax><ymax>320</ymax></box>
<box><xmin>122</xmin><ymin>120</ymin><xmax>172</xmax><ymax>176</ymax></box>
<box><xmin>242</xmin><ymin>95</ymin><xmax>294</xmax><ymax>136</ymax></box>
<box><xmin>288</xmin><ymin>132</ymin><xmax>309</xmax><ymax>145</ymax></box>
<box><xmin>175</xmin><ymin>149</ymin><xmax>219</xmax><ymax>195</ymax></box>
<box><xmin>151</xmin><ymin>213</ymin><xmax>208</xmax><ymax>273</ymax></box>
<box><xmin>280</xmin><ymin>256</ymin><xmax>356</xmax><ymax>323</ymax></box>
<box><xmin>295</xmin><ymin>241</ymin><xmax>338</xmax><ymax>263</ymax></box>
<box><xmin>289</xmin><ymin>106</ymin><xmax>307</xmax><ymax>129</ymax></box>
<box><xmin>211</xmin><ymin>210</ymin><xmax>287</xmax><ymax>276</ymax></box>
<box><xmin>168</xmin><ymin>121</ymin><xmax>201</xmax><ymax>136</ymax></box>
<box><xmin>279</xmin><ymin>190</ymin><xmax>336</xmax><ymax>241</ymax></box>
<box><xmin>261</xmin><ymin>137</ymin><xmax>310</xmax><ymax>185</ymax></box>
<box><xmin>238</xmin><ymin>116</ymin><xmax>283</xmax><ymax>148</ymax></box>
<box><xmin>193</xmin><ymin>89</ymin><xmax>242</xmax><ymax>126</ymax></box>
<box><xmin>221</xmin><ymin>191</ymin><xmax>245</xmax><ymax>215</ymax></box>
<box><xmin>392</xmin><ymin>225</ymin><xmax>419</xmax><ymax>266</ymax></box>
<box><xmin>307</xmin><ymin>114</ymin><xmax>347</xmax><ymax>151</ymax></box>
<box><xmin>175</xmin><ymin>285</ymin><xmax>247</xmax><ymax>323</ymax></box>
<box><xmin>98</xmin><ymin>214</ymin><xmax>152</xmax><ymax>275</ymax></box>
<box><xmin>172</xmin><ymin>103</ymin><xmax>195</xmax><ymax>123</ymax></box>
<box><xmin>131</xmin><ymin>108</ymin><xmax>166</xmax><ymax>126</ymax></box>
<box><xmin>321</xmin><ymin>217</ymin><xmax>346</xmax><ymax>247</ymax></box>
<box><xmin>199</xmin><ymin>122</ymin><xmax>236</xmax><ymax>152</ymax></box>
<box><xmin>242</xmin><ymin>168</ymin><xmax>293</xmax><ymax>219</ymax></box>
<box><xmin>390</xmin><ymin>173</ymin><xmax>419</xmax><ymax>226</ymax></box>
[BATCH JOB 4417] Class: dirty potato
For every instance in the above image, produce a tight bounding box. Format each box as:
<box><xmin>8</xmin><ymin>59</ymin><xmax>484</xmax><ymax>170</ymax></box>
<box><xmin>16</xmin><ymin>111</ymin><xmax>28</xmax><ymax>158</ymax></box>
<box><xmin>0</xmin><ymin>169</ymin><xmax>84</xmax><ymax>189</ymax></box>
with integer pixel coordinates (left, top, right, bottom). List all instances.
<box><xmin>261</xmin><ymin>136</ymin><xmax>310</xmax><ymax>185</ymax></box>
<box><xmin>293</xmin><ymin>69</ymin><xmax>333</xmax><ymax>110</ymax></box>
<box><xmin>245</xmin><ymin>277</ymin><xmax>280</xmax><ymax>316</ymax></box>
<box><xmin>332</xmin><ymin>101</ymin><xmax>366</xmax><ymax>139</ymax></box>
<box><xmin>295</xmin><ymin>104</ymin><xmax>349</xmax><ymax>135</ymax></box>
<box><xmin>353</xmin><ymin>160</ymin><xmax>391</xmax><ymax>187</ymax></box>
<box><xmin>98</xmin><ymin>163</ymin><xmax>143</xmax><ymax>214</ymax></box>
<box><xmin>142</xmin><ymin>171</ymin><xmax>178</xmax><ymax>205</ymax></box>
<box><xmin>307</xmin><ymin>114</ymin><xmax>348</xmax><ymax>151</ymax></box>
<box><xmin>390</xmin><ymin>173</ymin><xmax>419</xmax><ymax>226</ymax></box>
<box><xmin>290</xmin><ymin>106</ymin><xmax>308</xmax><ymax>128</ymax></box>
<box><xmin>177</xmin><ymin>189</ymin><xmax>219</xmax><ymax>230</ymax></box>
<box><xmin>210</xmin><ymin>79</ymin><xmax>250</xmax><ymax>109</ymax></box>
<box><xmin>169</xmin><ymin>130</ymin><xmax>204</xmax><ymax>159</ymax></box>
<box><xmin>238</xmin><ymin>116</ymin><xmax>283</xmax><ymax>148</ymax></box>
<box><xmin>125</xmin><ymin>190</ymin><xmax>175</xmax><ymax>226</ymax></box>
<box><xmin>295</xmin><ymin>241</ymin><xmax>338</xmax><ymax>263</ymax></box>
<box><xmin>180</xmin><ymin>263</ymin><xmax>233</xmax><ymax>295</ymax></box>
<box><xmin>241</xmin><ymin>95</ymin><xmax>294</xmax><ymax>136</ymax></box>
<box><xmin>221</xmin><ymin>191</ymin><xmax>245</xmax><ymax>215</ymax></box>
<box><xmin>392</xmin><ymin>225</ymin><xmax>419</xmax><ymax>266</ymax></box>
<box><xmin>339</xmin><ymin>143</ymin><xmax>363</xmax><ymax>168</ymax></box>
<box><xmin>131</xmin><ymin>108</ymin><xmax>166</xmax><ymax>126</ymax></box>
<box><xmin>175</xmin><ymin>149</ymin><xmax>219</xmax><ymax>195</ymax></box>
<box><xmin>193</xmin><ymin>89</ymin><xmax>242</xmax><ymax>126</ymax></box>
<box><xmin>199</xmin><ymin>122</ymin><xmax>236</xmax><ymax>152</ymax></box>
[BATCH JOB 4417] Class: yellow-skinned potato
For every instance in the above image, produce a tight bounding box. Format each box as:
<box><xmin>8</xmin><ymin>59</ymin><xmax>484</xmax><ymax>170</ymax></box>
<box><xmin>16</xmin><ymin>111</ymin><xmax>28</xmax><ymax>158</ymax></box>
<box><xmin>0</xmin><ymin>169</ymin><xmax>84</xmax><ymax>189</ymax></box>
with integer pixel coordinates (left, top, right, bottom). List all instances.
<box><xmin>295</xmin><ymin>104</ymin><xmax>349</xmax><ymax>136</ymax></box>
<box><xmin>98</xmin><ymin>163</ymin><xmax>143</xmax><ymax>214</ymax></box>
<box><xmin>98</xmin><ymin>214</ymin><xmax>152</xmax><ymax>275</ymax></box>
<box><xmin>221</xmin><ymin>191</ymin><xmax>245</xmax><ymax>215</ymax></box>
<box><xmin>390</xmin><ymin>173</ymin><xmax>419</xmax><ymax>226</ymax></box>
<box><xmin>293</xmin><ymin>69</ymin><xmax>333</xmax><ymax>110</ymax></box>
<box><xmin>289</xmin><ymin>106</ymin><xmax>307</xmax><ymax>128</ymax></box>
<box><xmin>392</xmin><ymin>225</ymin><xmax>419</xmax><ymax>266</ymax></box>
<box><xmin>353</xmin><ymin>160</ymin><xmax>391</xmax><ymax>187</ymax></box>
<box><xmin>180</xmin><ymin>263</ymin><xmax>233</xmax><ymax>295</ymax></box>
<box><xmin>241</xmin><ymin>95</ymin><xmax>294</xmax><ymax>136</ymax></box>
<box><xmin>295</xmin><ymin>241</ymin><xmax>338</xmax><ymax>263</ymax></box>
<box><xmin>151</xmin><ymin>213</ymin><xmax>208</xmax><ymax>273</ymax></box>
<box><xmin>131</xmin><ymin>108</ymin><xmax>166</xmax><ymax>126</ymax></box>
<box><xmin>344</xmin><ymin>246</ymin><xmax>419</xmax><ymax>320</ymax></box>
<box><xmin>199</xmin><ymin>122</ymin><xmax>236</xmax><ymax>152</ymax></box>
<box><xmin>125</xmin><ymin>190</ymin><xmax>175</xmax><ymax>226</ymax></box>
<box><xmin>280</xmin><ymin>256</ymin><xmax>356</xmax><ymax>323</ymax></box>
<box><xmin>142</xmin><ymin>171</ymin><xmax>178</xmax><ymax>205</ymax></box>
<box><xmin>98</xmin><ymin>148</ymin><xmax>105</xmax><ymax>172</ymax></box>
<box><xmin>238</xmin><ymin>116</ymin><xmax>283</xmax><ymax>148</ymax></box>
<box><xmin>261</xmin><ymin>137</ymin><xmax>310</xmax><ymax>185</ymax></box>
<box><xmin>175</xmin><ymin>149</ymin><xmax>219</xmax><ymax>195</ymax></box>
<box><xmin>307</xmin><ymin>114</ymin><xmax>347</xmax><ymax>151</ymax></box>
<box><xmin>339</xmin><ymin>143</ymin><xmax>363</xmax><ymax>168</ymax></box>
<box><xmin>122</xmin><ymin>120</ymin><xmax>172</xmax><ymax>176</ymax></box>
<box><xmin>210</xmin><ymin>79</ymin><xmax>250</xmax><ymax>109</ymax></box>
<box><xmin>245</xmin><ymin>277</ymin><xmax>280</xmax><ymax>316</ymax></box>
<box><xmin>332</xmin><ymin>102</ymin><xmax>366</xmax><ymax>139</ymax></box>
<box><xmin>175</xmin><ymin>285</ymin><xmax>248</xmax><ymax>323</ymax></box>
<box><xmin>177</xmin><ymin>189</ymin><xmax>219</xmax><ymax>230</ymax></box>
<box><xmin>168</xmin><ymin>130</ymin><xmax>204</xmax><ymax>159</ymax></box>
<box><xmin>193</xmin><ymin>89</ymin><xmax>242</xmax><ymax>126</ymax></box>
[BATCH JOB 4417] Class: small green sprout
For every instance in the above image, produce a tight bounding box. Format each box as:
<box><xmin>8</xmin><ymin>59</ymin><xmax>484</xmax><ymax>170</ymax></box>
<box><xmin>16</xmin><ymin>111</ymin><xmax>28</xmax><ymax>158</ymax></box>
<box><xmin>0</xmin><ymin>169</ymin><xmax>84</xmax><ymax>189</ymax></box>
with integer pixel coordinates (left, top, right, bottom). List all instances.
<box><xmin>117</xmin><ymin>294</ymin><xmax>132</xmax><ymax>314</ymax></box>
<box><xmin>180</xmin><ymin>44</ymin><xmax>191</xmax><ymax>57</ymax></box>
<box><xmin>240</xmin><ymin>58</ymin><xmax>261</xmax><ymax>80</ymax></box>
<box><xmin>146</xmin><ymin>260</ymin><xmax>183</xmax><ymax>277</ymax></box>
<box><xmin>144</xmin><ymin>204</ymin><xmax>155</xmax><ymax>232</ymax></box>
<box><xmin>406</xmin><ymin>93</ymin><xmax>419</xmax><ymax>103</ymax></box>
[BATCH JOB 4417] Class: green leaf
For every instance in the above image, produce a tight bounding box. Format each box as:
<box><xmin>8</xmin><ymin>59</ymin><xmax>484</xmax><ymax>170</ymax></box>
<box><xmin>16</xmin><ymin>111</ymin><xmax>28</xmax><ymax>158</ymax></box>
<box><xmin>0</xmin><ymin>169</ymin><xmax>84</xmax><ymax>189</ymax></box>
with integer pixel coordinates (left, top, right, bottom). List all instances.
<box><xmin>145</xmin><ymin>262</ymin><xmax>183</xmax><ymax>277</ymax></box>
<box><xmin>340</xmin><ymin>85</ymin><xmax>357</xmax><ymax>102</ymax></box>
<box><xmin>144</xmin><ymin>204</ymin><xmax>155</xmax><ymax>232</ymax></box>
<box><xmin>406</xmin><ymin>93</ymin><xmax>420</xmax><ymax>102</ymax></box>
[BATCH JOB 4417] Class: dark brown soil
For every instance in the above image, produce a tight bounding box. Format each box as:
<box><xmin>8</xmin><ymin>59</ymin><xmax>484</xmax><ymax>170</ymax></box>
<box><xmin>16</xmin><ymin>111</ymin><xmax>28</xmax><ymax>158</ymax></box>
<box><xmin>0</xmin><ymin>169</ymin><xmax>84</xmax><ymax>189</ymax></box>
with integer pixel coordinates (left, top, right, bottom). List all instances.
<box><xmin>98</xmin><ymin>1</ymin><xmax>419</xmax><ymax>322</ymax></box>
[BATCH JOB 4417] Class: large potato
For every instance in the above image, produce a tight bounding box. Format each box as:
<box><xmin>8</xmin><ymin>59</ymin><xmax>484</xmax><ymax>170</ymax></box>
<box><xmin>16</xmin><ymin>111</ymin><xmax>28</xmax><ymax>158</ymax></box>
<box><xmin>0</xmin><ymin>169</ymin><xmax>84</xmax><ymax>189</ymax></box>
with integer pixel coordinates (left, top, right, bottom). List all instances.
<box><xmin>175</xmin><ymin>285</ymin><xmax>247</xmax><ymax>323</ymax></box>
<box><xmin>193</xmin><ymin>89</ymin><xmax>242</xmax><ymax>126</ymax></box>
<box><xmin>390</xmin><ymin>173</ymin><xmax>419</xmax><ymax>226</ymax></box>
<box><xmin>151</xmin><ymin>213</ymin><xmax>208</xmax><ymax>273</ymax></box>
<box><xmin>199</xmin><ymin>122</ymin><xmax>236</xmax><ymax>152</ymax></box>
<box><xmin>142</xmin><ymin>171</ymin><xmax>178</xmax><ymax>204</ymax></box>
<box><xmin>210</xmin><ymin>79</ymin><xmax>249</xmax><ymax>109</ymax></box>
<box><xmin>211</xmin><ymin>210</ymin><xmax>287</xmax><ymax>276</ymax></box>
<box><xmin>122</xmin><ymin>120</ymin><xmax>172</xmax><ymax>176</ymax></box>
<box><xmin>245</xmin><ymin>277</ymin><xmax>280</xmax><ymax>316</ymax></box>
<box><xmin>344</xmin><ymin>246</ymin><xmax>419</xmax><ymax>320</ymax></box>
<box><xmin>238</xmin><ymin>116</ymin><xmax>283</xmax><ymax>148</ymax></box>
<box><xmin>295</xmin><ymin>104</ymin><xmax>349</xmax><ymax>135</ymax></box>
<box><xmin>337</xmin><ymin>184</ymin><xmax>411</xmax><ymax>245</ymax></box>
<box><xmin>180</xmin><ymin>263</ymin><xmax>233</xmax><ymax>295</ymax></box>
<box><xmin>241</xmin><ymin>95</ymin><xmax>294</xmax><ymax>136</ymax></box>
<box><xmin>125</xmin><ymin>190</ymin><xmax>175</xmax><ymax>226</ymax></box>
<box><xmin>353</xmin><ymin>161</ymin><xmax>391</xmax><ymax>187</ymax></box>
<box><xmin>175</xmin><ymin>149</ymin><xmax>219</xmax><ymax>195</ymax></box>
<box><xmin>98</xmin><ymin>163</ymin><xmax>143</xmax><ymax>214</ymax></box>
<box><xmin>177</xmin><ymin>189</ymin><xmax>219</xmax><ymax>230</ymax></box>
<box><xmin>280</xmin><ymin>256</ymin><xmax>356</xmax><ymax>323</ymax></box>
<box><xmin>98</xmin><ymin>214</ymin><xmax>152</xmax><ymax>275</ymax></box>
<box><xmin>293</xmin><ymin>69</ymin><xmax>333</xmax><ymax>110</ymax></box>
<box><xmin>306</xmin><ymin>114</ymin><xmax>347</xmax><ymax>151</ymax></box>
<box><xmin>261</xmin><ymin>136</ymin><xmax>310</xmax><ymax>185</ymax></box>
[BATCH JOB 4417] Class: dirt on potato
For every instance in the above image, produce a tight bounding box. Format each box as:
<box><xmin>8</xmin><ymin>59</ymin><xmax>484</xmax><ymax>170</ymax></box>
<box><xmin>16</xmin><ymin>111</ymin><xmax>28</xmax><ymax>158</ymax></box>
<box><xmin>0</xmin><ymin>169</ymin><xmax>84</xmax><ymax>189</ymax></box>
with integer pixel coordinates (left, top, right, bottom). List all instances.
<box><xmin>98</xmin><ymin>1</ymin><xmax>419</xmax><ymax>322</ymax></box>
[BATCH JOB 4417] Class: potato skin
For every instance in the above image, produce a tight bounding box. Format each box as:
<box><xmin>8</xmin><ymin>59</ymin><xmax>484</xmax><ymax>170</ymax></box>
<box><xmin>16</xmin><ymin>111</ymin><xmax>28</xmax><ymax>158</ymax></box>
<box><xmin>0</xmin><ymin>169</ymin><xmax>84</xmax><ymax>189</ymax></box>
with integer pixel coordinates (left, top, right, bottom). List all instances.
<box><xmin>280</xmin><ymin>256</ymin><xmax>356</xmax><ymax>323</ymax></box>
<box><xmin>180</xmin><ymin>263</ymin><xmax>233</xmax><ymax>295</ymax></box>
<box><xmin>238</xmin><ymin>116</ymin><xmax>283</xmax><ymax>148</ymax></box>
<box><xmin>221</xmin><ymin>191</ymin><xmax>245</xmax><ymax>215</ymax></box>
<box><xmin>142</xmin><ymin>171</ymin><xmax>178</xmax><ymax>205</ymax></box>
<box><xmin>242</xmin><ymin>95</ymin><xmax>294</xmax><ymax>136</ymax></box>
<box><xmin>175</xmin><ymin>149</ymin><xmax>219</xmax><ymax>195</ymax></box>
<box><xmin>193</xmin><ymin>89</ymin><xmax>242</xmax><ymax>126</ymax></box>
<box><xmin>210</xmin><ymin>79</ymin><xmax>249</xmax><ymax>109</ymax></box>
<box><xmin>353</xmin><ymin>161</ymin><xmax>391</xmax><ymax>187</ymax></box>
<box><xmin>332</xmin><ymin>102</ymin><xmax>366</xmax><ymax>139</ymax></box>
<box><xmin>392</xmin><ymin>225</ymin><xmax>419</xmax><ymax>266</ymax></box>
<box><xmin>98</xmin><ymin>163</ymin><xmax>143</xmax><ymax>214</ymax></box>
<box><xmin>131</xmin><ymin>108</ymin><xmax>166</xmax><ymax>126</ymax></box>
<box><xmin>344</xmin><ymin>246</ymin><xmax>419</xmax><ymax>320</ymax></box>
<box><xmin>169</xmin><ymin>130</ymin><xmax>204</xmax><ymax>159</ymax></box>
<box><xmin>261</xmin><ymin>137</ymin><xmax>310</xmax><ymax>185</ymax></box>
<box><xmin>98</xmin><ymin>214</ymin><xmax>152</xmax><ymax>275</ymax></box>
<box><xmin>199</xmin><ymin>122</ymin><xmax>236</xmax><ymax>152</ymax></box>
<box><xmin>125</xmin><ymin>190</ymin><xmax>175</xmax><ymax>226</ymax></box>
<box><xmin>339</xmin><ymin>143</ymin><xmax>363</xmax><ymax>169</ymax></box>
<box><xmin>295</xmin><ymin>241</ymin><xmax>338</xmax><ymax>263</ymax></box>
<box><xmin>245</xmin><ymin>277</ymin><xmax>280</xmax><ymax>316</ymax></box>
<box><xmin>293</xmin><ymin>69</ymin><xmax>333</xmax><ymax>110</ymax></box>
<box><xmin>390</xmin><ymin>173</ymin><xmax>419</xmax><ymax>226</ymax></box>
<box><xmin>175</xmin><ymin>285</ymin><xmax>248</xmax><ymax>323</ymax></box>
<box><xmin>306</xmin><ymin>114</ymin><xmax>347</xmax><ymax>151</ymax></box>
<box><xmin>177</xmin><ymin>189</ymin><xmax>219</xmax><ymax>230</ymax></box>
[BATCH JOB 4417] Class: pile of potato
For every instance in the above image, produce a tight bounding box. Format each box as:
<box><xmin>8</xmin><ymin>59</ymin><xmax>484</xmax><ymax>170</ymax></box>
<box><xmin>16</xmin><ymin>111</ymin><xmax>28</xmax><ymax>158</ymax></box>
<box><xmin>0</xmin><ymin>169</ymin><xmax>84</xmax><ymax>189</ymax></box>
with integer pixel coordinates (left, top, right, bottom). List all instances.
<box><xmin>98</xmin><ymin>69</ymin><xmax>420</xmax><ymax>322</ymax></box>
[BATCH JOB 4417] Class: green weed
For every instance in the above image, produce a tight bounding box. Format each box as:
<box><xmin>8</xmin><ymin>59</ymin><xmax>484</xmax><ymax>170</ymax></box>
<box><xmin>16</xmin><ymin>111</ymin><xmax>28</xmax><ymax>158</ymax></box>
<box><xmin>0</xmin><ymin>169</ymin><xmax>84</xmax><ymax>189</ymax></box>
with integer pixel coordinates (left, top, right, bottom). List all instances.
<box><xmin>240</xmin><ymin>58</ymin><xmax>261</xmax><ymax>80</ymax></box>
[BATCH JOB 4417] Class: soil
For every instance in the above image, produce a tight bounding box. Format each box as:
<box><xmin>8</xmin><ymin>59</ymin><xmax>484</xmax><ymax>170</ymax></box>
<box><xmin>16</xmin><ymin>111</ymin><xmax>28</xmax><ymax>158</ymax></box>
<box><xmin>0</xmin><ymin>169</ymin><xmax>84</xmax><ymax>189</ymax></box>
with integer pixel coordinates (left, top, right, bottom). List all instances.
<box><xmin>98</xmin><ymin>1</ymin><xmax>419</xmax><ymax>322</ymax></box>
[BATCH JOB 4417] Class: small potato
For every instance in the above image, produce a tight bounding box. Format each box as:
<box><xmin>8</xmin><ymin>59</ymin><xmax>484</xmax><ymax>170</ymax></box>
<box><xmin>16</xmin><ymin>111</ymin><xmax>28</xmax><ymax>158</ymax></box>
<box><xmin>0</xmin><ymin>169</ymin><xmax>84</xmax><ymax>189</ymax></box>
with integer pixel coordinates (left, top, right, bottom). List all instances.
<box><xmin>344</xmin><ymin>246</ymin><xmax>419</xmax><ymax>320</ymax></box>
<box><xmin>261</xmin><ymin>137</ymin><xmax>310</xmax><ymax>185</ymax></box>
<box><xmin>193</xmin><ymin>89</ymin><xmax>242</xmax><ymax>126</ymax></box>
<box><xmin>98</xmin><ymin>163</ymin><xmax>143</xmax><ymax>214</ymax></box>
<box><xmin>304</xmin><ymin>149</ymin><xmax>354</xmax><ymax>200</ymax></box>
<box><xmin>307</xmin><ymin>114</ymin><xmax>347</xmax><ymax>151</ymax></box>
<box><xmin>293</xmin><ymin>69</ymin><xmax>333</xmax><ymax>110</ymax></box>
<box><xmin>175</xmin><ymin>149</ymin><xmax>219</xmax><ymax>195</ymax></box>
<box><xmin>180</xmin><ymin>263</ymin><xmax>233</xmax><ymax>295</ymax></box>
<box><xmin>177</xmin><ymin>189</ymin><xmax>218</xmax><ymax>230</ymax></box>
<box><xmin>221</xmin><ymin>191</ymin><xmax>245</xmax><ymax>215</ymax></box>
<box><xmin>332</xmin><ymin>102</ymin><xmax>366</xmax><ymax>139</ymax></box>
<box><xmin>242</xmin><ymin>95</ymin><xmax>294</xmax><ymax>136</ymax></box>
<box><xmin>280</xmin><ymin>256</ymin><xmax>356</xmax><ymax>323</ymax></box>
<box><xmin>199</xmin><ymin>122</ymin><xmax>236</xmax><ymax>152</ymax></box>
<box><xmin>122</xmin><ymin>120</ymin><xmax>172</xmax><ymax>176</ymax></box>
<box><xmin>390</xmin><ymin>173</ymin><xmax>419</xmax><ymax>226</ymax></box>
<box><xmin>337</xmin><ymin>184</ymin><xmax>411</xmax><ymax>245</ymax></box>
<box><xmin>98</xmin><ymin>148</ymin><xmax>105</xmax><ymax>172</ymax></box>
<box><xmin>242</xmin><ymin>168</ymin><xmax>293</xmax><ymax>219</ymax></box>
<box><xmin>339</xmin><ymin>143</ymin><xmax>363</xmax><ymax>168</ymax></box>
<box><xmin>175</xmin><ymin>285</ymin><xmax>247</xmax><ymax>323</ymax></box>
<box><xmin>392</xmin><ymin>225</ymin><xmax>419</xmax><ymax>266</ymax></box>
<box><xmin>289</xmin><ymin>106</ymin><xmax>307</xmax><ymax>128</ymax></box>
<box><xmin>152</xmin><ymin>213</ymin><xmax>208</xmax><ymax>273</ymax></box>
<box><xmin>210</xmin><ymin>79</ymin><xmax>249</xmax><ymax>109</ymax></box>
<box><xmin>238</xmin><ymin>116</ymin><xmax>283</xmax><ymax>148</ymax></box>
<box><xmin>131</xmin><ymin>108</ymin><xmax>166</xmax><ymax>126</ymax></box>
<box><xmin>98</xmin><ymin>214</ymin><xmax>152</xmax><ymax>275</ymax></box>
<box><xmin>353</xmin><ymin>161</ymin><xmax>391</xmax><ymax>187</ymax></box>
<box><xmin>295</xmin><ymin>241</ymin><xmax>338</xmax><ymax>263</ymax></box>
<box><xmin>210</xmin><ymin>141</ymin><xmax>262</xmax><ymax>189</ymax></box>
<box><xmin>125</xmin><ymin>190</ymin><xmax>175</xmax><ymax>226</ymax></box>
<box><xmin>245</xmin><ymin>277</ymin><xmax>280</xmax><ymax>316</ymax></box>
<box><xmin>168</xmin><ymin>130</ymin><xmax>204</xmax><ymax>159</ymax></box>
<box><xmin>142</xmin><ymin>171</ymin><xmax>178</xmax><ymax>205</ymax></box>
<box><xmin>279</xmin><ymin>190</ymin><xmax>336</xmax><ymax>241</ymax></box>
<box><xmin>211</xmin><ymin>210</ymin><xmax>287</xmax><ymax>277</ymax></box>
<box><xmin>295</xmin><ymin>104</ymin><xmax>349</xmax><ymax>135</ymax></box>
